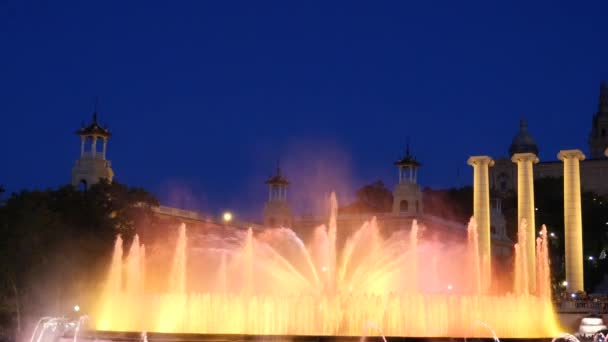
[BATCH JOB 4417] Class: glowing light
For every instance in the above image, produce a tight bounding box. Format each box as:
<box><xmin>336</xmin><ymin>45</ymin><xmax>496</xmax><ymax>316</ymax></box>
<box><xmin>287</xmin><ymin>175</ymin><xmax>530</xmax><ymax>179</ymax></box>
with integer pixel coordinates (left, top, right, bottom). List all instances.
<box><xmin>222</xmin><ymin>212</ymin><xmax>233</xmax><ymax>222</ymax></box>
<box><xmin>74</xmin><ymin>305</ymin><xmax>80</xmax><ymax>312</ymax></box>
<box><xmin>588</xmin><ymin>256</ymin><xmax>594</xmax><ymax>261</ymax></box>
<box><xmin>562</xmin><ymin>281</ymin><xmax>568</xmax><ymax>287</ymax></box>
<box><xmin>571</xmin><ymin>293</ymin><xmax>577</xmax><ymax>298</ymax></box>
<box><xmin>550</xmin><ymin>232</ymin><xmax>556</xmax><ymax>238</ymax></box>
<box><xmin>93</xmin><ymin>195</ymin><xmax>560</xmax><ymax>337</ymax></box>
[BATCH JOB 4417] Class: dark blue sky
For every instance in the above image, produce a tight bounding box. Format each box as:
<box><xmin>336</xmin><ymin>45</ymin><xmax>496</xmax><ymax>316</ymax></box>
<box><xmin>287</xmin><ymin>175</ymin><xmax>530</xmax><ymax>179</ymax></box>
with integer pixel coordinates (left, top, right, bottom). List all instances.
<box><xmin>2</xmin><ymin>1</ymin><xmax>607</xmax><ymax>220</ymax></box>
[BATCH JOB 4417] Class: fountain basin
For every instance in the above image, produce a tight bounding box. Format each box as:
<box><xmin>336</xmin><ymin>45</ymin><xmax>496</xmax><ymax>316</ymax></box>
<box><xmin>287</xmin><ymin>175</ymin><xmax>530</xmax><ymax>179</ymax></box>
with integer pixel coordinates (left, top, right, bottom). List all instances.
<box><xmin>67</xmin><ymin>330</ymin><xmax>555</xmax><ymax>342</ymax></box>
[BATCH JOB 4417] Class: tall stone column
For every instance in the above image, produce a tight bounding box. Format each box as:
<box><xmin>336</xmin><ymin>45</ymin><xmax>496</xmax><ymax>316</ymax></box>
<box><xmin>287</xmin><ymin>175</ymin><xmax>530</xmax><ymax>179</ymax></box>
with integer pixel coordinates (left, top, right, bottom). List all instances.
<box><xmin>511</xmin><ymin>152</ymin><xmax>539</xmax><ymax>293</ymax></box>
<box><xmin>467</xmin><ymin>156</ymin><xmax>494</xmax><ymax>292</ymax></box>
<box><xmin>91</xmin><ymin>136</ymin><xmax>98</xmax><ymax>158</ymax></box>
<box><xmin>80</xmin><ymin>136</ymin><xmax>85</xmax><ymax>157</ymax></box>
<box><xmin>558</xmin><ymin>149</ymin><xmax>585</xmax><ymax>293</ymax></box>
<box><xmin>102</xmin><ymin>138</ymin><xmax>107</xmax><ymax>160</ymax></box>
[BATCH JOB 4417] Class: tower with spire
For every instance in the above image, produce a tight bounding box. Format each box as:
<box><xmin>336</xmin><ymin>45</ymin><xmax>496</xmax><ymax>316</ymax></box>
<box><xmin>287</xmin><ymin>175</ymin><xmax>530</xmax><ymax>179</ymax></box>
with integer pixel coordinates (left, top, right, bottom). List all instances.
<box><xmin>392</xmin><ymin>142</ymin><xmax>423</xmax><ymax>215</ymax></box>
<box><xmin>589</xmin><ymin>81</ymin><xmax>608</xmax><ymax>159</ymax></box>
<box><xmin>71</xmin><ymin>111</ymin><xmax>114</xmax><ymax>189</ymax></box>
<box><xmin>263</xmin><ymin>162</ymin><xmax>292</xmax><ymax>227</ymax></box>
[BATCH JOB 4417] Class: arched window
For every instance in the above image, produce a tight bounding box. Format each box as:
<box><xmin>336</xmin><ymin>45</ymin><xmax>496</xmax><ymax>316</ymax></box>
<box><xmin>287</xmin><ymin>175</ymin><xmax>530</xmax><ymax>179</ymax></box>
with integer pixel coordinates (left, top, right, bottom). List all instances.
<box><xmin>415</xmin><ymin>200</ymin><xmax>419</xmax><ymax>213</ymax></box>
<box><xmin>400</xmin><ymin>200</ymin><xmax>409</xmax><ymax>212</ymax></box>
<box><xmin>79</xmin><ymin>179</ymin><xmax>87</xmax><ymax>192</ymax></box>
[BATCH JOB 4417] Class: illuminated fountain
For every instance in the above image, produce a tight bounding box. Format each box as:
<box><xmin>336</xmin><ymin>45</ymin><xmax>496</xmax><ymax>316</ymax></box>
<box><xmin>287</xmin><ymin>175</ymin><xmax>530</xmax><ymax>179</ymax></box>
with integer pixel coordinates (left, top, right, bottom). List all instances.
<box><xmin>93</xmin><ymin>193</ymin><xmax>559</xmax><ymax>338</ymax></box>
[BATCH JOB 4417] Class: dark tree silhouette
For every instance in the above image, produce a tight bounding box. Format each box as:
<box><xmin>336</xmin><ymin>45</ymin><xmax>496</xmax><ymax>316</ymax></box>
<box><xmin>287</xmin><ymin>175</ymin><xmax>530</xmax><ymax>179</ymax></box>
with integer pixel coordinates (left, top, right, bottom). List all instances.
<box><xmin>0</xmin><ymin>181</ymin><xmax>158</xmax><ymax>340</ymax></box>
<box><xmin>340</xmin><ymin>180</ymin><xmax>393</xmax><ymax>213</ymax></box>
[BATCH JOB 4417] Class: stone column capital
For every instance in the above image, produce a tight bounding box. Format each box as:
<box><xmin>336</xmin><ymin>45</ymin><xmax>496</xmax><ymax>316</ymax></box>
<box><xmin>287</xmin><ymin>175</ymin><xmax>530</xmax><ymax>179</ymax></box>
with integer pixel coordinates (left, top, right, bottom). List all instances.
<box><xmin>467</xmin><ymin>156</ymin><xmax>495</xmax><ymax>167</ymax></box>
<box><xmin>558</xmin><ymin>149</ymin><xmax>586</xmax><ymax>162</ymax></box>
<box><xmin>511</xmin><ymin>152</ymin><xmax>539</xmax><ymax>164</ymax></box>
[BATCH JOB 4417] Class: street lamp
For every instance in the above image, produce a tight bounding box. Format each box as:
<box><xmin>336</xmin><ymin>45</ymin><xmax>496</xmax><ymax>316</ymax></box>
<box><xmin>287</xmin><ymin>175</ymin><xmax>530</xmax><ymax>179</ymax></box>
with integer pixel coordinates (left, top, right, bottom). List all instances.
<box><xmin>223</xmin><ymin>211</ymin><xmax>233</xmax><ymax>223</ymax></box>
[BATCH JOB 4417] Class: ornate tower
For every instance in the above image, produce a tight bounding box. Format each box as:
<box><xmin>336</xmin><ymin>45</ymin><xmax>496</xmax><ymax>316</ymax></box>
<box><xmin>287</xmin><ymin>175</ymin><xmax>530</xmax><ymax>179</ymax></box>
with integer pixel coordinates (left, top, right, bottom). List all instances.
<box><xmin>392</xmin><ymin>144</ymin><xmax>423</xmax><ymax>215</ymax></box>
<box><xmin>71</xmin><ymin>112</ymin><xmax>114</xmax><ymax>189</ymax></box>
<box><xmin>589</xmin><ymin>81</ymin><xmax>608</xmax><ymax>159</ymax></box>
<box><xmin>263</xmin><ymin>163</ymin><xmax>292</xmax><ymax>227</ymax></box>
<box><xmin>510</xmin><ymin>119</ymin><xmax>539</xmax><ymax>293</ymax></box>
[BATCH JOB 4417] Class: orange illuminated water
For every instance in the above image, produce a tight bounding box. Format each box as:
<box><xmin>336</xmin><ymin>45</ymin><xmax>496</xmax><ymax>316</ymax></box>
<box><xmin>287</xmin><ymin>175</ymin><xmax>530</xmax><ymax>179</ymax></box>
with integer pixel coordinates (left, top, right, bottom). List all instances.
<box><xmin>94</xmin><ymin>194</ymin><xmax>559</xmax><ymax>337</ymax></box>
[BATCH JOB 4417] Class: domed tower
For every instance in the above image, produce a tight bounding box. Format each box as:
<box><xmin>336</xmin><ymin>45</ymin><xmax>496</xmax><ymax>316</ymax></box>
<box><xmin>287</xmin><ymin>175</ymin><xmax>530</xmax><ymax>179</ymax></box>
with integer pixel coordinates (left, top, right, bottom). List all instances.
<box><xmin>71</xmin><ymin>112</ymin><xmax>114</xmax><ymax>189</ymax></box>
<box><xmin>509</xmin><ymin>119</ymin><xmax>539</xmax><ymax>157</ymax></box>
<box><xmin>589</xmin><ymin>81</ymin><xmax>608</xmax><ymax>159</ymax></box>
<box><xmin>392</xmin><ymin>143</ymin><xmax>423</xmax><ymax>215</ymax></box>
<box><xmin>263</xmin><ymin>162</ymin><xmax>292</xmax><ymax>227</ymax></box>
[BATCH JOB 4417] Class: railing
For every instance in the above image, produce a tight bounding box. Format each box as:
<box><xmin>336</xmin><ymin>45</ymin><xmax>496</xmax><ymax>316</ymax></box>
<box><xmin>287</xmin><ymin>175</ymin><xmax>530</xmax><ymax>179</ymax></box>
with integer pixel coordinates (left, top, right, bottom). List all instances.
<box><xmin>152</xmin><ymin>205</ymin><xmax>263</xmax><ymax>229</ymax></box>
<box><xmin>81</xmin><ymin>151</ymin><xmax>105</xmax><ymax>159</ymax></box>
<box><xmin>556</xmin><ymin>300</ymin><xmax>608</xmax><ymax>313</ymax></box>
<box><xmin>154</xmin><ymin>206</ymin><xmax>213</xmax><ymax>221</ymax></box>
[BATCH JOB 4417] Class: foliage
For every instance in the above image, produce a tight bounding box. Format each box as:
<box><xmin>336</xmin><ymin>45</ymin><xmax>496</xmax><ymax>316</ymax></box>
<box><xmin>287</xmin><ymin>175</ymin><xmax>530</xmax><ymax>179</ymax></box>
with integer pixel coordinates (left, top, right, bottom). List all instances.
<box><xmin>0</xmin><ymin>180</ymin><xmax>158</xmax><ymax>340</ymax></box>
<box><xmin>422</xmin><ymin>186</ymin><xmax>473</xmax><ymax>224</ymax></box>
<box><xmin>340</xmin><ymin>180</ymin><xmax>393</xmax><ymax>213</ymax></box>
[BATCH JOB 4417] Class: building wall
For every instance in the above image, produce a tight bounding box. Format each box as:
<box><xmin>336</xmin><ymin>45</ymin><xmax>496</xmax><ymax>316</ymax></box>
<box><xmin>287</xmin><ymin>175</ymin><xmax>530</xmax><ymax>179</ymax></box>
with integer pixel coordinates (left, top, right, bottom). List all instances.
<box><xmin>491</xmin><ymin>158</ymin><xmax>608</xmax><ymax>195</ymax></box>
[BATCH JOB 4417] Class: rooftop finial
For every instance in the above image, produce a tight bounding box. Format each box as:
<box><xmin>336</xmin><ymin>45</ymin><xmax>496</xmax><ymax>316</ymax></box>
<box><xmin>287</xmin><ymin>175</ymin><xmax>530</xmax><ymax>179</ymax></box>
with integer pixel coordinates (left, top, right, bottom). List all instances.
<box><xmin>93</xmin><ymin>96</ymin><xmax>99</xmax><ymax>123</ymax></box>
<box><xmin>406</xmin><ymin>137</ymin><xmax>411</xmax><ymax>157</ymax></box>
<box><xmin>520</xmin><ymin>118</ymin><xmax>527</xmax><ymax>131</ymax></box>
<box><xmin>276</xmin><ymin>158</ymin><xmax>281</xmax><ymax>176</ymax></box>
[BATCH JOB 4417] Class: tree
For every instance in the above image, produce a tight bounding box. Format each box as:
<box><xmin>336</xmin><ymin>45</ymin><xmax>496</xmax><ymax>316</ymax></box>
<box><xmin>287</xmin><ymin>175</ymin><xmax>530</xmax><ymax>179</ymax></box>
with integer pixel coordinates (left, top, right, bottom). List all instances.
<box><xmin>0</xmin><ymin>181</ymin><xmax>158</xmax><ymax>341</ymax></box>
<box><xmin>422</xmin><ymin>186</ymin><xmax>473</xmax><ymax>224</ymax></box>
<box><xmin>341</xmin><ymin>180</ymin><xmax>393</xmax><ymax>213</ymax></box>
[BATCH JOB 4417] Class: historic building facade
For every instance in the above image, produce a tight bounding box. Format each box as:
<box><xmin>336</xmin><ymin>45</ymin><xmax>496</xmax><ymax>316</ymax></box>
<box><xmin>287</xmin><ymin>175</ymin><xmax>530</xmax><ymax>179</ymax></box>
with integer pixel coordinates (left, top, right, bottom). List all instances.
<box><xmin>490</xmin><ymin>82</ymin><xmax>608</xmax><ymax>196</ymax></box>
<box><xmin>287</xmin><ymin>147</ymin><xmax>513</xmax><ymax>258</ymax></box>
<box><xmin>70</xmin><ymin>108</ymin><xmax>512</xmax><ymax>257</ymax></box>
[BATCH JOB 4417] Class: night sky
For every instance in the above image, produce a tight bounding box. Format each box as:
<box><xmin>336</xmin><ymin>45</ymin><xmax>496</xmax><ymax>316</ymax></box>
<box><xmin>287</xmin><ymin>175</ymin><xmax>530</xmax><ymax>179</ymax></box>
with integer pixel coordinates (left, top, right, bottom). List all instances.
<box><xmin>2</xmin><ymin>1</ymin><xmax>608</xmax><ymax>220</ymax></box>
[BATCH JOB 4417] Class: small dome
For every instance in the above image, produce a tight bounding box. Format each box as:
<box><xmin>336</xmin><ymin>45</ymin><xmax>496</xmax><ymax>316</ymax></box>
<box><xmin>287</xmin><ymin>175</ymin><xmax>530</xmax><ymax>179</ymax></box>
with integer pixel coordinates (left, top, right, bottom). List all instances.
<box><xmin>265</xmin><ymin>163</ymin><xmax>289</xmax><ymax>186</ymax></box>
<box><xmin>509</xmin><ymin>119</ymin><xmax>538</xmax><ymax>156</ymax></box>
<box><xmin>395</xmin><ymin>142</ymin><xmax>421</xmax><ymax>167</ymax></box>
<box><xmin>75</xmin><ymin>112</ymin><xmax>111</xmax><ymax>137</ymax></box>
